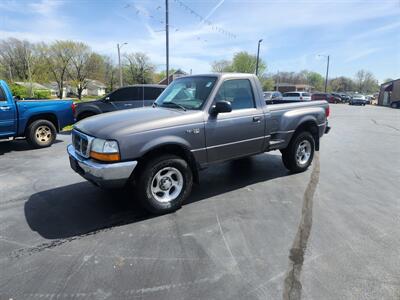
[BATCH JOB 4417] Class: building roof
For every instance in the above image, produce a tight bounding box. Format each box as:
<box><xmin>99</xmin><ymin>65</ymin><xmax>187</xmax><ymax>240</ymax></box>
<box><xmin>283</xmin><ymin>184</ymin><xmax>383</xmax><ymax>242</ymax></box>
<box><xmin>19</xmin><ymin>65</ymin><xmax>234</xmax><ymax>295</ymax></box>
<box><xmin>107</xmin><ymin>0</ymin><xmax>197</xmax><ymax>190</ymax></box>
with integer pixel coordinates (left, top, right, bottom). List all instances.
<box><xmin>14</xmin><ymin>82</ymin><xmax>50</xmax><ymax>90</ymax></box>
<box><xmin>158</xmin><ymin>69</ymin><xmax>188</xmax><ymax>85</ymax></box>
<box><xmin>275</xmin><ymin>82</ymin><xmax>312</xmax><ymax>88</ymax></box>
<box><xmin>86</xmin><ymin>79</ymin><xmax>106</xmax><ymax>89</ymax></box>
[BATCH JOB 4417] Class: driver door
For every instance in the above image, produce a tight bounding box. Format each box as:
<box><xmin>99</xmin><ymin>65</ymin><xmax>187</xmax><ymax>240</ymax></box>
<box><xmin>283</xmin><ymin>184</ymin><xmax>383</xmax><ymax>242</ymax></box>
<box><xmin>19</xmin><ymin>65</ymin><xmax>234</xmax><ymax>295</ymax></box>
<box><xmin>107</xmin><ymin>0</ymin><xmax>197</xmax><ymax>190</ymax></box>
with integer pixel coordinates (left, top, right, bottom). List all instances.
<box><xmin>205</xmin><ymin>79</ymin><xmax>265</xmax><ymax>163</ymax></box>
<box><xmin>0</xmin><ymin>85</ymin><xmax>16</xmax><ymax>138</ymax></box>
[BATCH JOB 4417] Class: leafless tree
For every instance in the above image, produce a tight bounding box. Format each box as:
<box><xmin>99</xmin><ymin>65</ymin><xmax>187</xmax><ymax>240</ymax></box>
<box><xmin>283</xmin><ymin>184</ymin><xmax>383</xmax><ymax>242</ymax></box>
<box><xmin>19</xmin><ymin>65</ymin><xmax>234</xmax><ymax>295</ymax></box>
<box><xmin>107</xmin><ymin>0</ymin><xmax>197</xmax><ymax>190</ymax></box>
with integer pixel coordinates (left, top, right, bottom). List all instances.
<box><xmin>123</xmin><ymin>52</ymin><xmax>155</xmax><ymax>85</ymax></box>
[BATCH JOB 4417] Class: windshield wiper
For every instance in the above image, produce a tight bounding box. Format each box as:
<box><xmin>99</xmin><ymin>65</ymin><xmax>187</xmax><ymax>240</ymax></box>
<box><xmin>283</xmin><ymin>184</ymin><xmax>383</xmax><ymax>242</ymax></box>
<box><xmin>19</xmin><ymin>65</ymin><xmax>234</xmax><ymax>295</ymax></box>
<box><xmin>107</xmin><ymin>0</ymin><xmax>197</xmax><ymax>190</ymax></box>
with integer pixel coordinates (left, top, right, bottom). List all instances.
<box><xmin>161</xmin><ymin>102</ymin><xmax>187</xmax><ymax>111</ymax></box>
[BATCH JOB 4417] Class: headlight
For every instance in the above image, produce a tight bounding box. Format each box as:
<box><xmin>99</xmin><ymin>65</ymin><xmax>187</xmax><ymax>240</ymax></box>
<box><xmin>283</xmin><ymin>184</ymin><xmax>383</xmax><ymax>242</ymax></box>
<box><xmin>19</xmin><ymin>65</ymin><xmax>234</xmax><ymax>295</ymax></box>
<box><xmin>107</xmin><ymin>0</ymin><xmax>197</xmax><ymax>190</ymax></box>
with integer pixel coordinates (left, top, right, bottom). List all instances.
<box><xmin>90</xmin><ymin>138</ymin><xmax>120</xmax><ymax>162</ymax></box>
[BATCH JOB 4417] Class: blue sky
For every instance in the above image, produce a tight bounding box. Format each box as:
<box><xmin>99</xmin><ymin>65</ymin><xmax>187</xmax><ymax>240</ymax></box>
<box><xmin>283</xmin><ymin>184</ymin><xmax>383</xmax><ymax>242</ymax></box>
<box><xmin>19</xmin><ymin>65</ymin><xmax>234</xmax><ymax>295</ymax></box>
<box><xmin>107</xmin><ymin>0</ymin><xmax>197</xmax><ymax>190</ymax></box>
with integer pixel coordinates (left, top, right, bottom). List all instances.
<box><xmin>1</xmin><ymin>0</ymin><xmax>399</xmax><ymax>82</ymax></box>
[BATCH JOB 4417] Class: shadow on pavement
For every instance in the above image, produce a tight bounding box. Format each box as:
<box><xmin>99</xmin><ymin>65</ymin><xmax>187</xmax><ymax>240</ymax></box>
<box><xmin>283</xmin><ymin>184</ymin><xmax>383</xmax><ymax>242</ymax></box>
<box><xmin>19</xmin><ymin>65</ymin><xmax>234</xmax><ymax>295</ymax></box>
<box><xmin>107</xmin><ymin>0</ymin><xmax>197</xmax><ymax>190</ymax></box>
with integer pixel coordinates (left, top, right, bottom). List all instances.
<box><xmin>25</xmin><ymin>153</ymin><xmax>288</xmax><ymax>239</ymax></box>
<box><xmin>0</xmin><ymin>139</ymin><xmax>63</xmax><ymax>155</ymax></box>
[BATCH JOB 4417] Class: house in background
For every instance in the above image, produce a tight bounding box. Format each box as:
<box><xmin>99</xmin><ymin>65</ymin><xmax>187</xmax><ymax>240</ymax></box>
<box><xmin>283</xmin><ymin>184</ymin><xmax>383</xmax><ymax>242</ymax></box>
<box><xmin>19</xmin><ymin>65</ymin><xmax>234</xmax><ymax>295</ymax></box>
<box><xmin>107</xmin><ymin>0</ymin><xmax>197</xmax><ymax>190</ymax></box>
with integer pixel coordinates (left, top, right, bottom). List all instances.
<box><xmin>84</xmin><ymin>80</ymin><xmax>107</xmax><ymax>96</ymax></box>
<box><xmin>42</xmin><ymin>82</ymin><xmax>67</xmax><ymax>98</ymax></box>
<box><xmin>65</xmin><ymin>79</ymin><xmax>107</xmax><ymax>97</ymax></box>
<box><xmin>274</xmin><ymin>83</ymin><xmax>313</xmax><ymax>93</ymax></box>
<box><xmin>378</xmin><ymin>78</ymin><xmax>400</xmax><ymax>107</ymax></box>
<box><xmin>14</xmin><ymin>82</ymin><xmax>52</xmax><ymax>96</ymax></box>
<box><xmin>158</xmin><ymin>69</ymin><xmax>187</xmax><ymax>85</ymax></box>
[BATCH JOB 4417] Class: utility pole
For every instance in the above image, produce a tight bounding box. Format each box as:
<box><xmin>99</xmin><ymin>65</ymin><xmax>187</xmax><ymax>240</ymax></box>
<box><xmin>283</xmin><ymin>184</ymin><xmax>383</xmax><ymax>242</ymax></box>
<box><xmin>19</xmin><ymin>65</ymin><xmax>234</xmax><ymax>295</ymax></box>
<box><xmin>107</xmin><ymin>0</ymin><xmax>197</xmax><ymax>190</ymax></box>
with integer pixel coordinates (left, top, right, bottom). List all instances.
<box><xmin>325</xmin><ymin>55</ymin><xmax>330</xmax><ymax>93</ymax></box>
<box><xmin>318</xmin><ymin>54</ymin><xmax>330</xmax><ymax>92</ymax></box>
<box><xmin>276</xmin><ymin>70</ymin><xmax>279</xmax><ymax>91</ymax></box>
<box><xmin>117</xmin><ymin>42</ymin><xmax>127</xmax><ymax>88</ymax></box>
<box><xmin>165</xmin><ymin>0</ymin><xmax>170</xmax><ymax>84</ymax></box>
<box><xmin>25</xmin><ymin>49</ymin><xmax>33</xmax><ymax>97</ymax></box>
<box><xmin>255</xmin><ymin>39</ymin><xmax>263</xmax><ymax>76</ymax></box>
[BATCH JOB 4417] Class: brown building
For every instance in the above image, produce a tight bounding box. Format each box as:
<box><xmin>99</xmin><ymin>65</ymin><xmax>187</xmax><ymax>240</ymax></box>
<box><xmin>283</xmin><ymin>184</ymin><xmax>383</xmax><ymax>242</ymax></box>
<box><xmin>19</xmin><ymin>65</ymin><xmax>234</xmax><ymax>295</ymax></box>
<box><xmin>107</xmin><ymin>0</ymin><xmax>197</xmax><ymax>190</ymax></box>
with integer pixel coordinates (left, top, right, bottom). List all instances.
<box><xmin>158</xmin><ymin>69</ymin><xmax>187</xmax><ymax>85</ymax></box>
<box><xmin>274</xmin><ymin>83</ymin><xmax>313</xmax><ymax>93</ymax></box>
<box><xmin>378</xmin><ymin>78</ymin><xmax>400</xmax><ymax>107</ymax></box>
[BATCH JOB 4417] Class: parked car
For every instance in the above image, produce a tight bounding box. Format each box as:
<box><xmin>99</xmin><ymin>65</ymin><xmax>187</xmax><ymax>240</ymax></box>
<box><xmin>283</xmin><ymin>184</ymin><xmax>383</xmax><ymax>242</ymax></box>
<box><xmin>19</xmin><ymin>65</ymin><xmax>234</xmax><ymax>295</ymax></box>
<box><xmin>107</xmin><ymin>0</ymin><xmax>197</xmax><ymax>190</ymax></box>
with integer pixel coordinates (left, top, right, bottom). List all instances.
<box><xmin>331</xmin><ymin>93</ymin><xmax>348</xmax><ymax>103</ymax></box>
<box><xmin>282</xmin><ymin>91</ymin><xmax>312</xmax><ymax>101</ymax></box>
<box><xmin>312</xmin><ymin>93</ymin><xmax>341</xmax><ymax>103</ymax></box>
<box><xmin>349</xmin><ymin>95</ymin><xmax>367</xmax><ymax>106</ymax></box>
<box><xmin>68</xmin><ymin>73</ymin><xmax>330</xmax><ymax>215</ymax></box>
<box><xmin>390</xmin><ymin>100</ymin><xmax>400</xmax><ymax>108</ymax></box>
<box><xmin>0</xmin><ymin>80</ymin><xmax>75</xmax><ymax>148</ymax></box>
<box><xmin>75</xmin><ymin>84</ymin><xmax>166</xmax><ymax>121</ymax></box>
<box><xmin>263</xmin><ymin>91</ymin><xmax>282</xmax><ymax>103</ymax></box>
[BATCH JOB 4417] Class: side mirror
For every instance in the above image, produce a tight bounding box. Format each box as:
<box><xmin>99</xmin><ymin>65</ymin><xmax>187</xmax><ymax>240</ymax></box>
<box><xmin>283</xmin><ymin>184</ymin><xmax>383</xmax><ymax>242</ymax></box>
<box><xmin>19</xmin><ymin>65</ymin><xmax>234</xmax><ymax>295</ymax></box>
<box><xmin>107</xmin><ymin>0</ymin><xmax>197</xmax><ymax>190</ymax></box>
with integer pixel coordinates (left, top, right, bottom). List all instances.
<box><xmin>103</xmin><ymin>96</ymin><xmax>110</xmax><ymax>101</ymax></box>
<box><xmin>212</xmin><ymin>100</ymin><xmax>232</xmax><ymax>114</ymax></box>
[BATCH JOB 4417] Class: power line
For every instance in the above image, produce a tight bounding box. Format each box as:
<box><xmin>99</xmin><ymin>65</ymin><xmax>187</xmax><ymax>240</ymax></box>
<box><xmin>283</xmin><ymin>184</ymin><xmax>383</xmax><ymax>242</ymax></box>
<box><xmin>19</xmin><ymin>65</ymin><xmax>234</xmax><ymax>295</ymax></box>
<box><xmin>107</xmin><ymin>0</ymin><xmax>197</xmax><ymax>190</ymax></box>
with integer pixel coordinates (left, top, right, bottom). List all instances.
<box><xmin>174</xmin><ymin>0</ymin><xmax>237</xmax><ymax>39</ymax></box>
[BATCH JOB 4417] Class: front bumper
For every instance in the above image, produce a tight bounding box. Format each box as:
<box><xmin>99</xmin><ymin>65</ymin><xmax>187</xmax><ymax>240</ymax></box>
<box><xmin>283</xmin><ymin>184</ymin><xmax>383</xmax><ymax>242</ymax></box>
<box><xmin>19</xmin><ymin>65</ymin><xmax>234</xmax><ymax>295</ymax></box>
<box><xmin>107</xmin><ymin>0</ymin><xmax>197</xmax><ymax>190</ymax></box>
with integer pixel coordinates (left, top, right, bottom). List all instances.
<box><xmin>67</xmin><ymin>144</ymin><xmax>137</xmax><ymax>188</ymax></box>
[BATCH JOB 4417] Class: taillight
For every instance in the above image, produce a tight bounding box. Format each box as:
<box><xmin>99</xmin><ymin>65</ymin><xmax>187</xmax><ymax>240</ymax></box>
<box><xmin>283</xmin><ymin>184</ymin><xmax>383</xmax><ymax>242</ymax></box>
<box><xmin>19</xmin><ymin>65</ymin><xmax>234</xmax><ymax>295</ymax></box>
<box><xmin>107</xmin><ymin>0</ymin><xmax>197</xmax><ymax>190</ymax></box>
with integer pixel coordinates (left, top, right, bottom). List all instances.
<box><xmin>71</xmin><ymin>103</ymin><xmax>76</xmax><ymax>115</ymax></box>
<box><xmin>325</xmin><ymin>106</ymin><xmax>330</xmax><ymax>118</ymax></box>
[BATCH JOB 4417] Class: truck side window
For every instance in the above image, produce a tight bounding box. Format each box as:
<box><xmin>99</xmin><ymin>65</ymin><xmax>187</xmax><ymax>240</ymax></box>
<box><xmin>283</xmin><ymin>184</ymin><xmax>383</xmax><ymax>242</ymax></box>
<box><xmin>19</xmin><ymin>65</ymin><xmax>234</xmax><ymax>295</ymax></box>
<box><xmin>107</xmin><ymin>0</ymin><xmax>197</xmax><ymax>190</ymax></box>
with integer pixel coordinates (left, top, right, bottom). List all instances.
<box><xmin>216</xmin><ymin>79</ymin><xmax>255</xmax><ymax>110</ymax></box>
<box><xmin>144</xmin><ymin>87</ymin><xmax>164</xmax><ymax>100</ymax></box>
<box><xmin>0</xmin><ymin>86</ymin><xmax>6</xmax><ymax>102</ymax></box>
<box><xmin>110</xmin><ymin>87</ymin><xmax>139</xmax><ymax>101</ymax></box>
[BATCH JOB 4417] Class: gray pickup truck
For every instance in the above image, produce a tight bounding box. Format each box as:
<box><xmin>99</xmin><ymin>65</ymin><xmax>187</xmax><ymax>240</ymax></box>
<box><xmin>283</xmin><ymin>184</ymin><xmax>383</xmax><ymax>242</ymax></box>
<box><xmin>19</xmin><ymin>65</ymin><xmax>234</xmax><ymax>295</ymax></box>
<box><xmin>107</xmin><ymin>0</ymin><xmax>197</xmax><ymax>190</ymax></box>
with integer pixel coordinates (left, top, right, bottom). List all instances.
<box><xmin>68</xmin><ymin>73</ymin><xmax>330</xmax><ymax>214</ymax></box>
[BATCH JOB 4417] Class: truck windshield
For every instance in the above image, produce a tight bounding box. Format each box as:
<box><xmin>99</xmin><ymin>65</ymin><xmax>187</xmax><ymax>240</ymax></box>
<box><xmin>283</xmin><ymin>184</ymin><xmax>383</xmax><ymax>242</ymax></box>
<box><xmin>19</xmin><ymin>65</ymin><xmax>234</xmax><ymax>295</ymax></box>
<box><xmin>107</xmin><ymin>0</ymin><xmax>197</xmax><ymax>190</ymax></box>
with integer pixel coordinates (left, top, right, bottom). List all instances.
<box><xmin>155</xmin><ymin>76</ymin><xmax>217</xmax><ymax>110</ymax></box>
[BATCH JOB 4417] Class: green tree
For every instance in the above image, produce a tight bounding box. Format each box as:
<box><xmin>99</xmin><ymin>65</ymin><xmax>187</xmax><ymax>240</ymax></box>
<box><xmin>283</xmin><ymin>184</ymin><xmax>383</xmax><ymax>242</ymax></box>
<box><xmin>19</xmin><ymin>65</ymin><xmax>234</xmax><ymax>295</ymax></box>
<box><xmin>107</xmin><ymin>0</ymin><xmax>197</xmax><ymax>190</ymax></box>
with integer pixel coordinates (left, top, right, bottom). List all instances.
<box><xmin>260</xmin><ymin>76</ymin><xmax>275</xmax><ymax>91</ymax></box>
<box><xmin>211</xmin><ymin>60</ymin><xmax>232</xmax><ymax>73</ymax></box>
<box><xmin>42</xmin><ymin>40</ymin><xmax>75</xmax><ymax>98</ymax></box>
<box><xmin>329</xmin><ymin>76</ymin><xmax>355</xmax><ymax>92</ymax></box>
<box><xmin>306</xmin><ymin>71</ymin><xmax>324</xmax><ymax>91</ymax></box>
<box><xmin>68</xmin><ymin>42</ymin><xmax>102</xmax><ymax>100</ymax></box>
<box><xmin>354</xmin><ymin>70</ymin><xmax>379</xmax><ymax>93</ymax></box>
<box><xmin>231</xmin><ymin>51</ymin><xmax>266</xmax><ymax>74</ymax></box>
<box><xmin>123</xmin><ymin>52</ymin><xmax>155</xmax><ymax>85</ymax></box>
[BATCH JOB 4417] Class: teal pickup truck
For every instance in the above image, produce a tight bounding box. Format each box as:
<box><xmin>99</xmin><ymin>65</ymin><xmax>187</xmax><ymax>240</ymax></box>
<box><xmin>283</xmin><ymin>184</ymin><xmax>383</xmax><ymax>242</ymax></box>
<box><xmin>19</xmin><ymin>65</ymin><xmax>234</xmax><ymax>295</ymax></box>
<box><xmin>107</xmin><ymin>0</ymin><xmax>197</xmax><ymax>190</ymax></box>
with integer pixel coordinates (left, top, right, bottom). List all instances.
<box><xmin>0</xmin><ymin>80</ymin><xmax>75</xmax><ymax>148</ymax></box>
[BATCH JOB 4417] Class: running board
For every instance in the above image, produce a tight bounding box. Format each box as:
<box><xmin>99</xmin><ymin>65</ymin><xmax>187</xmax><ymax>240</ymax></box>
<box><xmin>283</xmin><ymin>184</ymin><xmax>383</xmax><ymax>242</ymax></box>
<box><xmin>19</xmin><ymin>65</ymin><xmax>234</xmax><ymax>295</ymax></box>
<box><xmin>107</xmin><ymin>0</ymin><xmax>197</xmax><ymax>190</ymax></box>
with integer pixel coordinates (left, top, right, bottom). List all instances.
<box><xmin>268</xmin><ymin>139</ymin><xmax>285</xmax><ymax>150</ymax></box>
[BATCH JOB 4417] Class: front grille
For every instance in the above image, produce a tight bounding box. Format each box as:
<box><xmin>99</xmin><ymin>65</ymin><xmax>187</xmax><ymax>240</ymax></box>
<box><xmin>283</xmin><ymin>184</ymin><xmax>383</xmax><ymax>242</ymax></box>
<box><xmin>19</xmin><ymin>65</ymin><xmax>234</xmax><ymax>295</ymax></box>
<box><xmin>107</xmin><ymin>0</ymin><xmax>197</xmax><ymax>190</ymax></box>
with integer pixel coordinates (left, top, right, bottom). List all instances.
<box><xmin>72</xmin><ymin>130</ymin><xmax>93</xmax><ymax>158</ymax></box>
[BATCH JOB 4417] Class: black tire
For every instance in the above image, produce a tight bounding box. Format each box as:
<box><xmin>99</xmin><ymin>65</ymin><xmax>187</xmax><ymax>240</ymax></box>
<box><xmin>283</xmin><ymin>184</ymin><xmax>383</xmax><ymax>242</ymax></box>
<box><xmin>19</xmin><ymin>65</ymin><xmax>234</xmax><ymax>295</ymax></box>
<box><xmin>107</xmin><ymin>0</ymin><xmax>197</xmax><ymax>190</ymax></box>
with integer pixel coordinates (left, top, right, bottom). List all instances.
<box><xmin>26</xmin><ymin>119</ymin><xmax>57</xmax><ymax>148</ymax></box>
<box><xmin>137</xmin><ymin>154</ymin><xmax>193</xmax><ymax>215</ymax></box>
<box><xmin>281</xmin><ymin>131</ymin><xmax>315</xmax><ymax>173</ymax></box>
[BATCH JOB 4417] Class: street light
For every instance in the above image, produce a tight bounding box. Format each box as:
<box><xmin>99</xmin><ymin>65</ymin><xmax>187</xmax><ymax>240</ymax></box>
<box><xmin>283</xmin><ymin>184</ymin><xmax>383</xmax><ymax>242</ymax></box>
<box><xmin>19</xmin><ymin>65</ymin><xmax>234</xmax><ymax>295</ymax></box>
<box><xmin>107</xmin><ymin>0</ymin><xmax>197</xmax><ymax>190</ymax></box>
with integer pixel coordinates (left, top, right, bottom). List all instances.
<box><xmin>255</xmin><ymin>39</ymin><xmax>263</xmax><ymax>76</ymax></box>
<box><xmin>318</xmin><ymin>54</ymin><xmax>330</xmax><ymax>92</ymax></box>
<box><xmin>117</xmin><ymin>42</ymin><xmax>128</xmax><ymax>88</ymax></box>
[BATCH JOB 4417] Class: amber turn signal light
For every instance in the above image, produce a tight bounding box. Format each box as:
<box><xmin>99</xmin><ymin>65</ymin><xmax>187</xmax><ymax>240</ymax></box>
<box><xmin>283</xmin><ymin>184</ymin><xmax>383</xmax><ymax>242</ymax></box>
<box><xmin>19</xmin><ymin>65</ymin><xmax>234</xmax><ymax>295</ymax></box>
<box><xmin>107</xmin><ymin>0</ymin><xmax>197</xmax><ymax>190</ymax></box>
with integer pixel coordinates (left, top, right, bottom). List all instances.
<box><xmin>90</xmin><ymin>151</ymin><xmax>120</xmax><ymax>162</ymax></box>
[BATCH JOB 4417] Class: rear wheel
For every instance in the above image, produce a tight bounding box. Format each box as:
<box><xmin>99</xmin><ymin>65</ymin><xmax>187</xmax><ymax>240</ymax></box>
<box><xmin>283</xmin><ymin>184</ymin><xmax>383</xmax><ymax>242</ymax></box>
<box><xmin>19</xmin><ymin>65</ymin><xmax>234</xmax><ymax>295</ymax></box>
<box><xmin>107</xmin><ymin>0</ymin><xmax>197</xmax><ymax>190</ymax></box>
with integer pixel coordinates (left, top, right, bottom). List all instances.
<box><xmin>281</xmin><ymin>131</ymin><xmax>315</xmax><ymax>173</ymax></box>
<box><xmin>26</xmin><ymin>119</ymin><xmax>57</xmax><ymax>148</ymax></box>
<box><xmin>136</xmin><ymin>154</ymin><xmax>193</xmax><ymax>215</ymax></box>
<box><xmin>391</xmin><ymin>102</ymin><xmax>399</xmax><ymax>108</ymax></box>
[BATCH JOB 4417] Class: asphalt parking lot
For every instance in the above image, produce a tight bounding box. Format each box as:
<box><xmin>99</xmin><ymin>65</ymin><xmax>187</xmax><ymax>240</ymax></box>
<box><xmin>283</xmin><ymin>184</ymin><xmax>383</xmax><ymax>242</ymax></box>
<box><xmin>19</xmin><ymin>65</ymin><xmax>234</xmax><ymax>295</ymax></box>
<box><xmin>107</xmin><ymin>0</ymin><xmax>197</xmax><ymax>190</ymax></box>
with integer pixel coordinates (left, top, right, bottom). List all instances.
<box><xmin>0</xmin><ymin>104</ymin><xmax>399</xmax><ymax>300</ymax></box>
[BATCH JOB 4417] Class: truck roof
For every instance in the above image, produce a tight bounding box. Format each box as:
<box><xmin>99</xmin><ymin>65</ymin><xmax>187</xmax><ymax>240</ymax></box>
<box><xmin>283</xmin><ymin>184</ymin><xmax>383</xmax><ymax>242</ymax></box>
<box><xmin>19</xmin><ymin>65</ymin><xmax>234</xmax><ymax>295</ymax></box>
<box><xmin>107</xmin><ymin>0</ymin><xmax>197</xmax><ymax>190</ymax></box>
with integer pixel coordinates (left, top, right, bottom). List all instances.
<box><xmin>175</xmin><ymin>73</ymin><xmax>258</xmax><ymax>80</ymax></box>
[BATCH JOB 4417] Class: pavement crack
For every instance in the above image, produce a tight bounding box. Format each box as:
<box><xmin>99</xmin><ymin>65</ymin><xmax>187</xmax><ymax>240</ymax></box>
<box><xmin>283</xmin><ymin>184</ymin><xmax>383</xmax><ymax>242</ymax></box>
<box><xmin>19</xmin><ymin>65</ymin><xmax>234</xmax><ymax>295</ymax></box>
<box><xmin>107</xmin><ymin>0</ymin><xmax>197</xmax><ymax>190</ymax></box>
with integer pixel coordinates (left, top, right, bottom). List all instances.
<box><xmin>7</xmin><ymin>211</ymin><xmax>144</xmax><ymax>259</ymax></box>
<box><xmin>282</xmin><ymin>152</ymin><xmax>320</xmax><ymax>300</ymax></box>
<box><xmin>371</xmin><ymin>118</ymin><xmax>400</xmax><ymax>133</ymax></box>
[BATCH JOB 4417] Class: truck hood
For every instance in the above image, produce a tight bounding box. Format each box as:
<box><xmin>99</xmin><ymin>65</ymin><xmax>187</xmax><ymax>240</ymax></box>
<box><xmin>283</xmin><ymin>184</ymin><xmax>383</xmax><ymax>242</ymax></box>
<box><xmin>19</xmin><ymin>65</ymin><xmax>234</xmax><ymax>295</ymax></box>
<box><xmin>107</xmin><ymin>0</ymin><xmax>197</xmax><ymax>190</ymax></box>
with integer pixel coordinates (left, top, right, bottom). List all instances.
<box><xmin>74</xmin><ymin>107</ymin><xmax>204</xmax><ymax>139</ymax></box>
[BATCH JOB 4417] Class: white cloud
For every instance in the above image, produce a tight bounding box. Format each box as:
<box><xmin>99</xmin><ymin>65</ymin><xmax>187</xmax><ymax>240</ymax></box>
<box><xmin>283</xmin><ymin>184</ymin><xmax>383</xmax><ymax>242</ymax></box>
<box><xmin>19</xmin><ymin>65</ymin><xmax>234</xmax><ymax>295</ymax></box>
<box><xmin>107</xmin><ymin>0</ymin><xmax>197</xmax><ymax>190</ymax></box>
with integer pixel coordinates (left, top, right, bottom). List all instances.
<box><xmin>345</xmin><ymin>48</ymin><xmax>381</xmax><ymax>62</ymax></box>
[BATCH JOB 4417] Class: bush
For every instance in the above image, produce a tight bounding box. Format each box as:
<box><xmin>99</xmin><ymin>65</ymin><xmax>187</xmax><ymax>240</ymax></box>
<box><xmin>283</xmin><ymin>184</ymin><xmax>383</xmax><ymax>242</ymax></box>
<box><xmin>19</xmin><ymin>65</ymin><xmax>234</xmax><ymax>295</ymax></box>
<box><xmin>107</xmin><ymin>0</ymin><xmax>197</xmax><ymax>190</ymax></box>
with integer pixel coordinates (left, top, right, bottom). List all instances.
<box><xmin>33</xmin><ymin>90</ymin><xmax>51</xmax><ymax>99</ymax></box>
<box><xmin>9</xmin><ymin>83</ymin><xmax>29</xmax><ymax>99</ymax></box>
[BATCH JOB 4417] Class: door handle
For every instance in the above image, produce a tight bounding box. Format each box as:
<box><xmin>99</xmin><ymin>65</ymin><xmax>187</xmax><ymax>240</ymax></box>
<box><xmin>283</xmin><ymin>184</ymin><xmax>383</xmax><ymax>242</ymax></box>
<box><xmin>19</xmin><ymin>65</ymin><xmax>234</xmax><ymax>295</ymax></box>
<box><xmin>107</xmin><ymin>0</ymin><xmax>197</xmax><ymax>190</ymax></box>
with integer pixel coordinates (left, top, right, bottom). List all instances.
<box><xmin>253</xmin><ymin>116</ymin><xmax>262</xmax><ymax>122</ymax></box>
<box><xmin>124</xmin><ymin>104</ymin><xmax>133</xmax><ymax>106</ymax></box>
<box><xmin>0</xmin><ymin>106</ymin><xmax>11</xmax><ymax>111</ymax></box>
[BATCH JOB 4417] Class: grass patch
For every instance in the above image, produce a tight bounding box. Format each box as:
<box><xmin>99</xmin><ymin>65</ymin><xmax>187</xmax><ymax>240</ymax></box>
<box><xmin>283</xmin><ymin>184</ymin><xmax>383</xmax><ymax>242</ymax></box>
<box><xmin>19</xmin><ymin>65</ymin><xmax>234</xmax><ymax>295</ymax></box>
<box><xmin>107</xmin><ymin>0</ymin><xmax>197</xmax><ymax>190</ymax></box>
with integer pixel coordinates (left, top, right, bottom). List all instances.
<box><xmin>62</xmin><ymin>125</ymin><xmax>74</xmax><ymax>132</ymax></box>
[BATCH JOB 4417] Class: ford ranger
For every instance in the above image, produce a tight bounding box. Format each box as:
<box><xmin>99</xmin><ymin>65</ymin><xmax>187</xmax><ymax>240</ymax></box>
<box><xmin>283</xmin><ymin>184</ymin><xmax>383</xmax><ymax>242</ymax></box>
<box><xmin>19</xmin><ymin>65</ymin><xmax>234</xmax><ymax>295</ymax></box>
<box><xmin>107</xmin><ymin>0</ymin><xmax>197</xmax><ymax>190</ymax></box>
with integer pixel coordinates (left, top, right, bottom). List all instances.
<box><xmin>0</xmin><ymin>80</ymin><xmax>75</xmax><ymax>148</ymax></box>
<box><xmin>68</xmin><ymin>73</ymin><xmax>330</xmax><ymax>214</ymax></box>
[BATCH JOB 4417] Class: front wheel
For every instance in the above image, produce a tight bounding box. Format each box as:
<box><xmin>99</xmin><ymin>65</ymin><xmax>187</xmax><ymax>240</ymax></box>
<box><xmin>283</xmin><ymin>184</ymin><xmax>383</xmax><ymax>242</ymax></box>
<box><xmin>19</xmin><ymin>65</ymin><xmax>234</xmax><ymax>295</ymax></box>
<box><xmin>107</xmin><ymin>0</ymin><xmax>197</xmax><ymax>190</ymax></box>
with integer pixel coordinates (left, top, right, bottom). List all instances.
<box><xmin>281</xmin><ymin>131</ymin><xmax>315</xmax><ymax>173</ymax></box>
<box><xmin>137</xmin><ymin>154</ymin><xmax>193</xmax><ymax>215</ymax></box>
<box><xmin>26</xmin><ymin>119</ymin><xmax>57</xmax><ymax>148</ymax></box>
